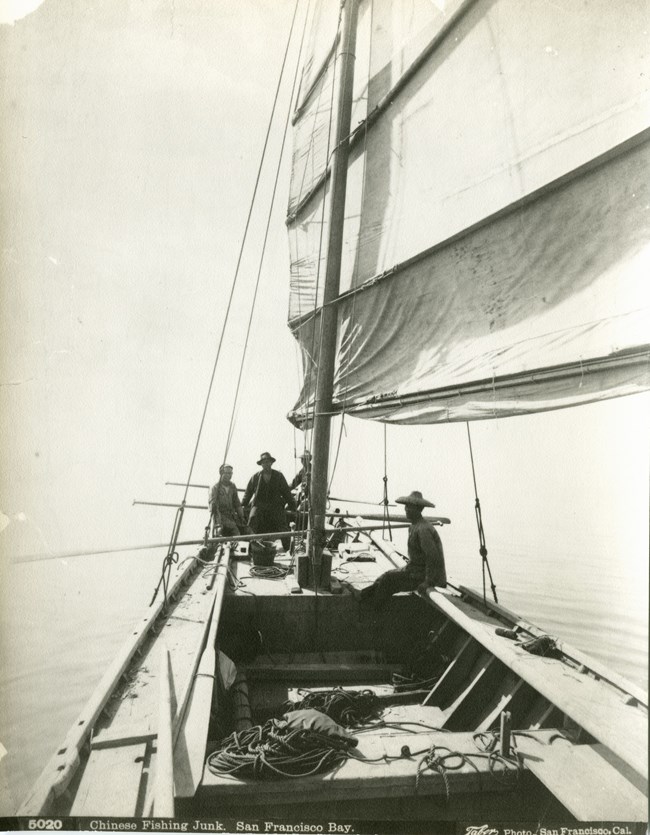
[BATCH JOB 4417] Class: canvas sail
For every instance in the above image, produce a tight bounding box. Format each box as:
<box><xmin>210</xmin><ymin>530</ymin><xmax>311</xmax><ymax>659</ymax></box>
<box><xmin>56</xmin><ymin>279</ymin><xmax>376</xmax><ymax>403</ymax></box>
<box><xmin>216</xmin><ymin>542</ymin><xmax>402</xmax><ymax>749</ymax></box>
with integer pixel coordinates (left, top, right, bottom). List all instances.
<box><xmin>287</xmin><ymin>0</ymin><xmax>650</xmax><ymax>426</ymax></box>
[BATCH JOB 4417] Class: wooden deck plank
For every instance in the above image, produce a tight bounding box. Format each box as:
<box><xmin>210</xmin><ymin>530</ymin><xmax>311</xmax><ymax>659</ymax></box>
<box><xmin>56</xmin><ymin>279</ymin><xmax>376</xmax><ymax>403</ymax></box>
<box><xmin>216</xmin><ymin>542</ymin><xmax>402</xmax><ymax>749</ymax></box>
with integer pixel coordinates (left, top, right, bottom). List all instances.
<box><xmin>199</xmin><ymin>730</ymin><xmax>519</xmax><ymax>801</ymax></box>
<box><xmin>515</xmin><ymin>730</ymin><xmax>647</xmax><ymax>821</ymax></box>
<box><xmin>523</xmin><ymin>697</ymin><xmax>557</xmax><ymax>730</ymax></box>
<box><xmin>18</xmin><ymin>556</ymin><xmax>204</xmax><ymax>815</ymax></box>
<box><xmin>459</xmin><ymin>586</ymin><xmax>648</xmax><ymax>707</ymax></box>
<box><xmin>422</xmin><ymin>636</ymin><xmax>474</xmax><ymax>705</ymax></box>
<box><xmin>441</xmin><ymin>654</ymin><xmax>496</xmax><ymax>726</ymax></box>
<box><xmin>427</xmin><ymin>591</ymin><xmax>648</xmax><ymax>779</ymax></box>
<box><xmin>70</xmin><ymin>743</ymin><xmax>146</xmax><ymax>817</ymax></box>
<box><xmin>173</xmin><ymin>552</ymin><xmax>232</xmax><ymax>799</ymax></box>
<box><xmin>475</xmin><ymin>675</ymin><xmax>524</xmax><ymax>732</ymax></box>
<box><xmin>245</xmin><ymin>663</ymin><xmax>402</xmax><ymax>682</ymax></box>
<box><xmin>377</xmin><ymin>704</ymin><xmax>445</xmax><ymax>732</ymax></box>
<box><xmin>92</xmin><ymin>574</ymin><xmax>221</xmax><ymax>745</ymax></box>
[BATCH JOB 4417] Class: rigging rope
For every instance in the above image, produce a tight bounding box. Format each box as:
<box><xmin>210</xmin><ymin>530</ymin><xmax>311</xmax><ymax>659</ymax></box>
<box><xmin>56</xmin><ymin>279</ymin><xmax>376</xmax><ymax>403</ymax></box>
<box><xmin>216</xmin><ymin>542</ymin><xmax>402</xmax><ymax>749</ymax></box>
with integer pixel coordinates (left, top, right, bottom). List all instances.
<box><xmin>465</xmin><ymin>422</ymin><xmax>498</xmax><ymax>604</ymax></box>
<box><xmin>381</xmin><ymin>423</ymin><xmax>393</xmax><ymax>540</ymax></box>
<box><xmin>181</xmin><ymin>0</ymin><xmax>301</xmax><ymax>505</ymax></box>
<box><xmin>149</xmin><ymin>1</ymin><xmax>302</xmax><ymax>606</ymax></box>
<box><xmin>222</xmin><ymin>0</ymin><xmax>308</xmax><ymax>464</ymax></box>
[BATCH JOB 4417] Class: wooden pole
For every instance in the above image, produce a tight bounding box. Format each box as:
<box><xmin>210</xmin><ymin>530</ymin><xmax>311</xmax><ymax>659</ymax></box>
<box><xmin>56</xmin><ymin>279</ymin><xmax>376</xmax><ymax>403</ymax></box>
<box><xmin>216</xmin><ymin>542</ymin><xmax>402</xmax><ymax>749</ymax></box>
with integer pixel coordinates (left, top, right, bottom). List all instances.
<box><xmin>13</xmin><ymin>523</ymin><xmax>409</xmax><ymax>564</ymax></box>
<box><xmin>154</xmin><ymin>645</ymin><xmax>175</xmax><ymax>817</ymax></box>
<box><xmin>172</xmin><ymin>547</ymin><xmax>232</xmax><ymax>797</ymax></box>
<box><xmin>309</xmin><ymin>0</ymin><xmax>360</xmax><ymax>584</ymax></box>
<box><xmin>134</xmin><ymin>500</ymin><xmax>208</xmax><ymax>510</ymax></box>
<box><xmin>500</xmin><ymin>710</ymin><xmax>512</xmax><ymax>757</ymax></box>
<box><xmin>327</xmin><ymin>511</ymin><xmax>450</xmax><ymax>525</ymax></box>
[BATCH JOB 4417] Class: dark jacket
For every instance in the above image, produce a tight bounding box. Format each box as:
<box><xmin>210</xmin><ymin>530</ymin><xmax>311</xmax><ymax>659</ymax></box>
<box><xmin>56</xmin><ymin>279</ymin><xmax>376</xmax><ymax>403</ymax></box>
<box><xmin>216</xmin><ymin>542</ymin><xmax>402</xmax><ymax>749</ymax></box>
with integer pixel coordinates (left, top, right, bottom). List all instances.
<box><xmin>290</xmin><ymin>466</ymin><xmax>311</xmax><ymax>497</ymax></box>
<box><xmin>242</xmin><ymin>469</ymin><xmax>296</xmax><ymax>513</ymax></box>
<box><xmin>406</xmin><ymin>518</ymin><xmax>447</xmax><ymax>587</ymax></box>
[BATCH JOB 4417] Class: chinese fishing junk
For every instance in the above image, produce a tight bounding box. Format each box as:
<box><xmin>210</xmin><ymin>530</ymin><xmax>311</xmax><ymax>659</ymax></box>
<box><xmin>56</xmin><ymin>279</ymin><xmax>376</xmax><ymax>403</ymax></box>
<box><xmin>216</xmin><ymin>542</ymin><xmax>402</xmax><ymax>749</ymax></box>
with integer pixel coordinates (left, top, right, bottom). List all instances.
<box><xmin>19</xmin><ymin>0</ymin><xmax>649</xmax><ymax>825</ymax></box>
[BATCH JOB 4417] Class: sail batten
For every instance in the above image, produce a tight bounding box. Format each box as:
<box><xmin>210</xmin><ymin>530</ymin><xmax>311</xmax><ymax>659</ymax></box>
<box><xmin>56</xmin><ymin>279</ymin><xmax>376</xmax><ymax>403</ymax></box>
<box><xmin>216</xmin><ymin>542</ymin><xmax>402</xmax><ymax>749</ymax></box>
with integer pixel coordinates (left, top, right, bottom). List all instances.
<box><xmin>287</xmin><ymin>0</ymin><xmax>650</xmax><ymax>426</ymax></box>
<box><xmin>288</xmin><ymin>127</ymin><xmax>650</xmax><ymax>330</ymax></box>
<box><xmin>289</xmin><ymin>349</ymin><xmax>650</xmax><ymax>427</ymax></box>
<box><xmin>287</xmin><ymin>0</ymin><xmax>479</xmax><ymax>221</ymax></box>
<box><xmin>292</xmin><ymin>36</ymin><xmax>339</xmax><ymax>125</ymax></box>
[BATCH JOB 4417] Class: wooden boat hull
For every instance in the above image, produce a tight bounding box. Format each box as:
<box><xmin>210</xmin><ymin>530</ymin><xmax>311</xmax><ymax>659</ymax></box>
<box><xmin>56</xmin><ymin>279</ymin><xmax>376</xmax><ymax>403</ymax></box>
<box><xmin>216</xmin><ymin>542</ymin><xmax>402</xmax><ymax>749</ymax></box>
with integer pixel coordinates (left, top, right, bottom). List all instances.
<box><xmin>19</xmin><ymin>536</ymin><xmax>648</xmax><ymax>824</ymax></box>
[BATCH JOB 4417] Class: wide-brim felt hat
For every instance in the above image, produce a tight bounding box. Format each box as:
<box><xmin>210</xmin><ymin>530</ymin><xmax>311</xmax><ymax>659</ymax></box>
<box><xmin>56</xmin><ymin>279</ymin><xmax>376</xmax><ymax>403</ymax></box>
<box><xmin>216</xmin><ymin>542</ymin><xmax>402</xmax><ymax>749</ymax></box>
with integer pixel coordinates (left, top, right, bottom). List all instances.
<box><xmin>298</xmin><ymin>450</ymin><xmax>312</xmax><ymax>460</ymax></box>
<box><xmin>257</xmin><ymin>452</ymin><xmax>276</xmax><ymax>465</ymax></box>
<box><xmin>395</xmin><ymin>490</ymin><xmax>435</xmax><ymax>508</ymax></box>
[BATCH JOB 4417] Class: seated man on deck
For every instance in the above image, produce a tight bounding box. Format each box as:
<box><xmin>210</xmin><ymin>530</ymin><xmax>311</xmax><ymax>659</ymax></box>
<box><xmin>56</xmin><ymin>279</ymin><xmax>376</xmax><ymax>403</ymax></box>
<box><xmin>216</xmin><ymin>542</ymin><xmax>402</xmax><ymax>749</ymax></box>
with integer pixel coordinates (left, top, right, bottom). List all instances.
<box><xmin>209</xmin><ymin>464</ymin><xmax>246</xmax><ymax>537</ymax></box>
<box><xmin>359</xmin><ymin>490</ymin><xmax>446</xmax><ymax>610</ymax></box>
<box><xmin>242</xmin><ymin>452</ymin><xmax>296</xmax><ymax>552</ymax></box>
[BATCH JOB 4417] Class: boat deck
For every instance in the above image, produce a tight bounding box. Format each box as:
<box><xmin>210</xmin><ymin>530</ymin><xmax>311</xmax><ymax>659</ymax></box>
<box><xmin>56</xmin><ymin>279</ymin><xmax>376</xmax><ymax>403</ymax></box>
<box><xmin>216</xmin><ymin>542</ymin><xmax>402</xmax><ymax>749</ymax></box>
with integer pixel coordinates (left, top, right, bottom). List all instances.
<box><xmin>208</xmin><ymin>541</ymin><xmax>648</xmax><ymax>822</ymax></box>
<box><xmin>425</xmin><ymin>589</ymin><xmax>648</xmax><ymax>781</ymax></box>
<box><xmin>22</xmin><ymin>538</ymin><xmax>647</xmax><ymax>821</ymax></box>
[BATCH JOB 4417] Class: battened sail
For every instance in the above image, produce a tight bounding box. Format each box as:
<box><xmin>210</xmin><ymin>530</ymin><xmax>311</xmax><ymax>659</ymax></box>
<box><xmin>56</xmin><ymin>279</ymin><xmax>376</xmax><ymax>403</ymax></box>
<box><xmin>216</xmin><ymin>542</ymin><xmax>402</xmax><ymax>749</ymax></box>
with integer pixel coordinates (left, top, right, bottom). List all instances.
<box><xmin>287</xmin><ymin>0</ymin><xmax>650</xmax><ymax>425</ymax></box>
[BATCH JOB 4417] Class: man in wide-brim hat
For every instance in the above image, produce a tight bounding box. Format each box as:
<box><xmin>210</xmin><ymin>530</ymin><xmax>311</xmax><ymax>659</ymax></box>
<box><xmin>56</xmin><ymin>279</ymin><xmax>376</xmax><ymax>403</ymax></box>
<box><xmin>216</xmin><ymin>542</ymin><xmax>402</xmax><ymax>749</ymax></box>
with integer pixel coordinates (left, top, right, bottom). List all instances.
<box><xmin>242</xmin><ymin>452</ymin><xmax>296</xmax><ymax>552</ymax></box>
<box><xmin>359</xmin><ymin>490</ymin><xmax>447</xmax><ymax>610</ymax></box>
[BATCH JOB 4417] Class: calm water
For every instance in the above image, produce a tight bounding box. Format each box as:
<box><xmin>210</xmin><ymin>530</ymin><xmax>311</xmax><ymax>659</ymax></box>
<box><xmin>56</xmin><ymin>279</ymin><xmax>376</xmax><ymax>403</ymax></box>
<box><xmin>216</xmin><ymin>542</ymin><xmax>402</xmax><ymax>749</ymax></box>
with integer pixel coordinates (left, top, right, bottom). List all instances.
<box><xmin>0</xmin><ymin>534</ymin><xmax>647</xmax><ymax>814</ymax></box>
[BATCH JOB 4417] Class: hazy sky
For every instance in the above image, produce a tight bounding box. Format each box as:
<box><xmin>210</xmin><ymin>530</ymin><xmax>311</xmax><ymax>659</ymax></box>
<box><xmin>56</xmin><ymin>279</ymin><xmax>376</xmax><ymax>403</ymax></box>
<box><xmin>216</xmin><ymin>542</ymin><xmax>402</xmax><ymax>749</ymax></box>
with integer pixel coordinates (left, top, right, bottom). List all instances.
<box><xmin>1</xmin><ymin>0</ymin><xmax>307</xmax><ymax>558</ymax></box>
<box><xmin>0</xmin><ymin>0</ymin><xmax>648</xmax><ymax>606</ymax></box>
<box><xmin>0</xmin><ymin>3</ymin><xmax>648</xmax><ymax>821</ymax></box>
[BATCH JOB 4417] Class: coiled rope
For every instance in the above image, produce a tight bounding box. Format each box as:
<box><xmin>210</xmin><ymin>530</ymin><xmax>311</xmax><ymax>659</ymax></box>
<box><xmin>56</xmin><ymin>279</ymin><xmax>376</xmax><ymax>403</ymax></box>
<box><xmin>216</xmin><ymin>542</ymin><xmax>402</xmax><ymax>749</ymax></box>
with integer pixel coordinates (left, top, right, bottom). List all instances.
<box><xmin>413</xmin><ymin>729</ymin><xmax>523</xmax><ymax>800</ymax></box>
<box><xmin>206</xmin><ymin>720</ymin><xmax>353</xmax><ymax>779</ymax></box>
<box><xmin>286</xmin><ymin>687</ymin><xmax>381</xmax><ymax>728</ymax></box>
<box><xmin>248</xmin><ymin>564</ymin><xmax>290</xmax><ymax>580</ymax></box>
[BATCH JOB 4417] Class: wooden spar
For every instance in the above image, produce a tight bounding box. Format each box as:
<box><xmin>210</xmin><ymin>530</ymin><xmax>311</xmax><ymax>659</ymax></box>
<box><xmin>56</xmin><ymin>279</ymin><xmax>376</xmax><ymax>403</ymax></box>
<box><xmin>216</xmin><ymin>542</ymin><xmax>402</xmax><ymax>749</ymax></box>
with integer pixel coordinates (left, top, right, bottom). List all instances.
<box><xmin>328</xmin><ymin>511</ymin><xmax>450</xmax><ymax>525</ymax></box>
<box><xmin>173</xmin><ymin>546</ymin><xmax>232</xmax><ymax>797</ymax></box>
<box><xmin>134</xmin><ymin>500</ymin><xmax>208</xmax><ymax>510</ymax></box>
<box><xmin>154</xmin><ymin>646</ymin><xmax>175</xmax><ymax>818</ymax></box>
<box><xmin>134</xmin><ymin>503</ymin><xmax>449</xmax><ymax>525</ymax></box>
<box><xmin>329</xmin><ymin>496</ymin><xmax>397</xmax><ymax>506</ymax></box>
<box><xmin>166</xmin><ymin>482</ymin><xmax>245</xmax><ymax>493</ymax></box>
<box><xmin>309</xmin><ymin>0</ymin><xmax>360</xmax><ymax>584</ymax></box>
<box><xmin>13</xmin><ymin>523</ymin><xmax>409</xmax><ymax>564</ymax></box>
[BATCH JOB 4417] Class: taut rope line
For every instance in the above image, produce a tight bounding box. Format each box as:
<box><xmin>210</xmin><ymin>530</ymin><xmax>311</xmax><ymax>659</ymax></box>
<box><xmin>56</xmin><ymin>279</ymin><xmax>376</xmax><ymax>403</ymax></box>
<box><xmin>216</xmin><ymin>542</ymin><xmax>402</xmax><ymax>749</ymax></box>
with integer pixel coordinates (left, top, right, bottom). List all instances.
<box><xmin>465</xmin><ymin>422</ymin><xmax>498</xmax><ymax>604</ymax></box>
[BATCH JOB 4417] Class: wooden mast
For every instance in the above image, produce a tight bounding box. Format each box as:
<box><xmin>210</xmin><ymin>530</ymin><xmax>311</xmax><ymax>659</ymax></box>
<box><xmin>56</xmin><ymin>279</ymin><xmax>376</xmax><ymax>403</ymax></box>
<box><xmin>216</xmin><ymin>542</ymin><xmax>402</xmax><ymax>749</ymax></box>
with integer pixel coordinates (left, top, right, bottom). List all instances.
<box><xmin>308</xmin><ymin>0</ymin><xmax>360</xmax><ymax>586</ymax></box>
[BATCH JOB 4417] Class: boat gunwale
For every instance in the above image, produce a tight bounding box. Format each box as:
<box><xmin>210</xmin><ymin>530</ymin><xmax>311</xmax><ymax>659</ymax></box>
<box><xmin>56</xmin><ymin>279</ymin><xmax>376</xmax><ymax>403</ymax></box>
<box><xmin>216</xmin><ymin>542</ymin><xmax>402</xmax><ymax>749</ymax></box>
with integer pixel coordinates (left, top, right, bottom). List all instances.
<box><xmin>423</xmin><ymin>586</ymin><xmax>648</xmax><ymax>781</ymax></box>
<box><xmin>455</xmin><ymin>584</ymin><xmax>648</xmax><ymax>707</ymax></box>
<box><xmin>17</xmin><ymin>552</ymin><xmax>207</xmax><ymax>816</ymax></box>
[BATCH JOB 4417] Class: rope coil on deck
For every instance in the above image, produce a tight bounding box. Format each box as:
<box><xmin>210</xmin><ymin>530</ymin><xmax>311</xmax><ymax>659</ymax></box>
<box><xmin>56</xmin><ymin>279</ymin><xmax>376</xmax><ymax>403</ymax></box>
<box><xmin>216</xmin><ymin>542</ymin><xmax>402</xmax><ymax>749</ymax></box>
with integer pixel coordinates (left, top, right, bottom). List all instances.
<box><xmin>412</xmin><ymin>731</ymin><xmax>523</xmax><ymax>801</ymax></box>
<box><xmin>206</xmin><ymin>720</ymin><xmax>354</xmax><ymax>779</ymax></box>
<box><xmin>248</xmin><ymin>565</ymin><xmax>290</xmax><ymax>580</ymax></box>
<box><xmin>286</xmin><ymin>687</ymin><xmax>382</xmax><ymax>727</ymax></box>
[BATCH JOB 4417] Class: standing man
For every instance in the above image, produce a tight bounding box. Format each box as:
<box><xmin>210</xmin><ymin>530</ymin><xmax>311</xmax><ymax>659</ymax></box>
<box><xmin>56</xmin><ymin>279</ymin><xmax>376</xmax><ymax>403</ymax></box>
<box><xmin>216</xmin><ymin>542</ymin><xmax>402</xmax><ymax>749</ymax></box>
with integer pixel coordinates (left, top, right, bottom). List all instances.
<box><xmin>291</xmin><ymin>450</ymin><xmax>312</xmax><ymax>497</ymax></box>
<box><xmin>291</xmin><ymin>450</ymin><xmax>312</xmax><ymax>530</ymax></box>
<box><xmin>242</xmin><ymin>452</ymin><xmax>296</xmax><ymax>552</ymax></box>
<box><xmin>359</xmin><ymin>490</ymin><xmax>446</xmax><ymax>609</ymax></box>
<box><xmin>209</xmin><ymin>464</ymin><xmax>246</xmax><ymax>537</ymax></box>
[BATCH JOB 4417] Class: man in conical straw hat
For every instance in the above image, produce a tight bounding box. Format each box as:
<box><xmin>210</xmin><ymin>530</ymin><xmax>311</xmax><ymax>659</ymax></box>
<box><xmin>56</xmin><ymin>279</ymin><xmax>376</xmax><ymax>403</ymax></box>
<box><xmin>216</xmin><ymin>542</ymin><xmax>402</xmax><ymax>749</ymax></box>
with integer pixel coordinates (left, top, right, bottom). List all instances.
<box><xmin>359</xmin><ymin>490</ymin><xmax>447</xmax><ymax>610</ymax></box>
